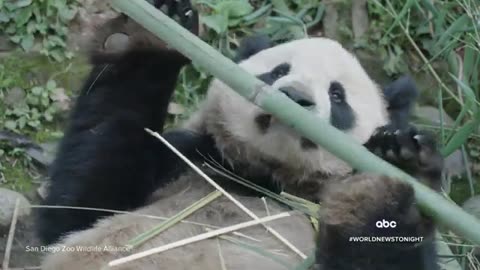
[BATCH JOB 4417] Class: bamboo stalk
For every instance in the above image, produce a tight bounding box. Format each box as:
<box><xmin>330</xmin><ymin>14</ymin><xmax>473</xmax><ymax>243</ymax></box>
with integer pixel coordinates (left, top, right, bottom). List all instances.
<box><xmin>127</xmin><ymin>190</ymin><xmax>223</xmax><ymax>248</ymax></box>
<box><xmin>108</xmin><ymin>212</ymin><xmax>291</xmax><ymax>267</ymax></box>
<box><xmin>111</xmin><ymin>0</ymin><xmax>480</xmax><ymax>245</ymax></box>
<box><xmin>3</xmin><ymin>199</ymin><xmax>20</xmax><ymax>270</ymax></box>
<box><xmin>145</xmin><ymin>129</ymin><xmax>306</xmax><ymax>258</ymax></box>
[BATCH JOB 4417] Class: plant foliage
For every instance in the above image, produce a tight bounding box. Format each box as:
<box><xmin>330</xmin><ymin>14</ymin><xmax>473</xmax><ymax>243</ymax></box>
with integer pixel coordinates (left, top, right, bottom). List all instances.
<box><xmin>0</xmin><ymin>0</ymin><xmax>79</xmax><ymax>61</ymax></box>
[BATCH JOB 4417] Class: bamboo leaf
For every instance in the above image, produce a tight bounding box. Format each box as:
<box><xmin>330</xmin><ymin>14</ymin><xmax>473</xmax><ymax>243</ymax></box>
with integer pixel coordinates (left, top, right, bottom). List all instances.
<box><xmin>418</xmin><ymin>0</ymin><xmax>438</xmax><ymax>16</ymax></box>
<box><xmin>242</xmin><ymin>4</ymin><xmax>271</xmax><ymax>22</ymax></box>
<box><xmin>216</xmin><ymin>0</ymin><xmax>253</xmax><ymax>18</ymax></box>
<box><xmin>442</xmin><ymin>119</ymin><xmax>479</xmax><ymax>156</ymax></box>
<box><xmin>435</xmin><ymin>14</ymin><xmax>471</xmax><ymax>50</ymax></box>
<box><xmin>201</xmin><ymin>13</ymin><xmax>229</xmax><ymax>34</ymax></box>
<box><xmin>383</xmin><ymin>0</ymin><xmax>415</xmax><ymax>38</ymax></box>
<box><xmin>450</xmin><ymin>74</ymin><xmax>477</xmax><ymax>108</ymax></box>
<box><xmin>127</xmin><ymin>191</ymin><xmax>222</xmax><ymax>248</ymax></box>
<box><xmin>463</xmin><ymin>42</ymin><xmax>477</xmax><ymax>82</ymax></box>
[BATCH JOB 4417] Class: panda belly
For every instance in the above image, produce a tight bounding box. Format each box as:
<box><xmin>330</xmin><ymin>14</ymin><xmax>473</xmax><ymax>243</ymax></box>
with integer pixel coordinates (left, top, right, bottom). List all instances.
<box><xmin>41</xmin><ymin>172</ymin><xmax>316</xmax><ymax>270</ymax></box>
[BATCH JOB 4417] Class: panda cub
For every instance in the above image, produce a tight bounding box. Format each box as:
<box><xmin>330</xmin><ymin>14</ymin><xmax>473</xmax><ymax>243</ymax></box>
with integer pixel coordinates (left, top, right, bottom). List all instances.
<box><xmin>37</xmin><ymin>1</ymin><xmax>443</xmax><ymax>269</ymax></box>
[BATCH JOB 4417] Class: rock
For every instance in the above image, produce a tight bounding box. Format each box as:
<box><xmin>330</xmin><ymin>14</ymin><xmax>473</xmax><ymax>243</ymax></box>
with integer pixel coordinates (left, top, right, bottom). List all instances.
<box><xmin>444</xmin><ymin>150</ymin><xmax>465</xmax><ymax>178</ymax></box>
<box><xmin>0</xmin><ymin>188</ymin><xmax>31</xmax><ymax>227</ymax></box>
<box><xmin>415</xmin><ymin>106</ymin><xmax>465</xmax><ymax>185</ymax></box>
<box><xmin>0</xmin><ymin>130</ymin><xmax>57</xmax><ymax>167</ymax></box>
<box><xmin>351</xmin><ymin>0</ymin><xmax>369</xmax><ymax>41</ymax></box>
<box><xmin>415</xmin><ymin>105</ymin><xmax>455</xmax><ymax>125</ymax></box>
<box><xmin>25</xmin><ymin>142</ymin><xmax>57</xmax><ymax>167</ymax></box>
<box><xmin>0</xmin><ymin>130</ymin><xmax>34</xmax><ymax>147</ymax></box>
<box><xmin>51</xmin><ymin>87</ymin><xmax>72</xmax><ymax>111</ymax></box>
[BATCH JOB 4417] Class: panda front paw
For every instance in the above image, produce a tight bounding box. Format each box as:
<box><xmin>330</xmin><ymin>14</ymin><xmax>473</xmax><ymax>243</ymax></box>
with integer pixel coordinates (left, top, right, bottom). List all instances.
<box><xmin>154</xmin><ymin>0</ymin><xmax>199</xmax><ymax>35</ymax></box>
<box><xmin>365</xmin><ymin>125</ymin><xmax>443</xmax><ymax>190</ymax></box>
<box><xmin>91</xmin><ymin>0</ymin><xmax>199</xmax><ymax>58</ymax></box>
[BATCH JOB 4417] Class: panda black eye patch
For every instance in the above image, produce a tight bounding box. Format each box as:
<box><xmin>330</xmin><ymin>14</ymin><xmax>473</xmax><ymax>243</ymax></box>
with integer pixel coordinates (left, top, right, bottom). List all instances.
<box><xmin>328</xmin><ymin>81</ymin><xmax>356</xmax><ymax>130</ymax></box>
<box><xmin>329</xmin><ymin>81</ymin><xmax>346</xmax><ymax>103</ymax></box>
<box><xmin>256</xmin><ymin>63</ymin><xmax>291</xmax><ymax>85</ymax></box>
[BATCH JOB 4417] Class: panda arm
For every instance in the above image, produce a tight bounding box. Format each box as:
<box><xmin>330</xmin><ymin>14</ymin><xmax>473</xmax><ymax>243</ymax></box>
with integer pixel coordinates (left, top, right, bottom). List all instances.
<box><xmin>365</xmin><ymin>76</ymin><xmax>443</xmax><ymax>190</ymax></box>
<box><xmin>382</xmin><ymin>75</ymin><xmax>419</xmax><ymax>130</ymax></box>
<box><xmin>36</xmin><ymin>3</ymin><xmax>208</xmax><ymax>245</ymax></box>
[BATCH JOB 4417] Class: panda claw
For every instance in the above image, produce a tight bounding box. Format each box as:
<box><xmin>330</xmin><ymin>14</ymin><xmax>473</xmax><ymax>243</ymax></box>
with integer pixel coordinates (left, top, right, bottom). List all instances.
<box><xmin>365</xmin><ymin>125</ymin><xmax>443</xmax><ymax>187</ymax></box>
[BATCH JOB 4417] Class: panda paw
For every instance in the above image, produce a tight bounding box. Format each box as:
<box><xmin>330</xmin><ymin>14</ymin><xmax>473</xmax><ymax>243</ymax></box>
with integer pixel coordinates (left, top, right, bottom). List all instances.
<box><xmin>365</xmin><ymin>125</ymin><xmax>443</xmax><ymax>190</ymax></box>
<box><xmin>91</xmin><ymin>0</ymin><xmax>198</xmax><ymax>57</ymax></box>
<box><xmin>154</xmin><ymin>0</ymin><xmax>199</xmax><ymax>35</ymax></box>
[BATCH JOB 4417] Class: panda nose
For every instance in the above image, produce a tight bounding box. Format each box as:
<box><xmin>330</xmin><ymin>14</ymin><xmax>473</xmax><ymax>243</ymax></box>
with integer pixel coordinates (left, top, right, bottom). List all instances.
<box><xmin>279</xmin><ymin>87</ymin><xmax>316</xmax><ymax>108</ymax></box>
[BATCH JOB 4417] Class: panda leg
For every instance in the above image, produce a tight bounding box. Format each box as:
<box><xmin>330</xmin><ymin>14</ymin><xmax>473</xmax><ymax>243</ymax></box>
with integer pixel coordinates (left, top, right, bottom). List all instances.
<box><xmin>36</xmin><ymin>1</ymin><xmax>212</xmax><ymax>245</ymax></box>
<box><xmin>315</xmin><ymin>174</ymin><xmax>439</xmax><ymax>270</ymax></box>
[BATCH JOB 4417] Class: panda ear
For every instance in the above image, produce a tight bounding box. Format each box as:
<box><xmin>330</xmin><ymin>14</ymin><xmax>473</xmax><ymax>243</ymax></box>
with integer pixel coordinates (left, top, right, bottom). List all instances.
<box><xmin>234</xmin><ymin>35</ymin><xmax>272</xmax><ymax>62</ymax></box>
<box><xmin>383</xmin><ymin>75</ymin><xmax>419</xmax><ymax>129</ymax></box>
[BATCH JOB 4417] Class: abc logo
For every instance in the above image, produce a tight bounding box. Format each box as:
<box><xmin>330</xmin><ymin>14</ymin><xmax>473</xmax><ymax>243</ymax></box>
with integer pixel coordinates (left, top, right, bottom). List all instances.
<box><xmin>376</xmin><ymin>219</ymin><xmax>397</xmax><ymax>228</ymax></box>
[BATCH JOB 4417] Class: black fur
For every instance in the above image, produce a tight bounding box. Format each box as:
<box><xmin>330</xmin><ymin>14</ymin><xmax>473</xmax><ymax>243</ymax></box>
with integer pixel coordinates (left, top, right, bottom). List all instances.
<box><xmin>364</xmin><ymin>125</ymin><xmax>443</xmax><ymax>190</ymax></box>
<box><xmin>257</xmin><ymin>63</ymin><xmax>291</xmax><ymax>85</ymax></box>
<box><xmin>382</xmin><ymin>75</ymin><xmax>419</xmax><ymax>130</ymax></box>
<box><xmin>328</xmin><ymin>82</ymin><xmax>356</xmax><ymax>130</ymax></box>
<box><xmin>365</xmin><ymin>76</ymin><xmax>443</xmax><ymax>190</ymax></box>
<box><xmin>315</xmin><ymin>174</ymin><xmax>439</xmax><ymax>270</ymax></box>
<box><xmin>234</xmin><ymin>35</ymin><xmax>272</xmax><ymax>62</ymax></box>
<box><xmin>35</xmin><ymin>0</ymin><xmax>213</xmax><ymax>245</ymax></box>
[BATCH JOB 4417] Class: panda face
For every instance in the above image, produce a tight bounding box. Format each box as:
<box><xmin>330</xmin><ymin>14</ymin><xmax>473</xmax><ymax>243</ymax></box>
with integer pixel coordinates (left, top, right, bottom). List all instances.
<box><xmin>199</xmin><ymin>38</ymin><xmax>389</xmax><ymax>175</ymax></box>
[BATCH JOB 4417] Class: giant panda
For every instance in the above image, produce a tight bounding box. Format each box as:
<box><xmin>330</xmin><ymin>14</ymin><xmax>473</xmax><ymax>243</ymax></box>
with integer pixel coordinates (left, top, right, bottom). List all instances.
<box><xmin>36</xmin><ymin>1</ymin><xmax>444</xmax><ymax>269</ymax></box>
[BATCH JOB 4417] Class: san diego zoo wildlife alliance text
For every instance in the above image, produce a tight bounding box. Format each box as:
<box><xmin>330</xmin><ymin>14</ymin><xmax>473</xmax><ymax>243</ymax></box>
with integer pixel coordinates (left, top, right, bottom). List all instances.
<box><xmin>26</xmin><ymin>245</ymin><xmax>131</xmax><ymax>253</ymax></box>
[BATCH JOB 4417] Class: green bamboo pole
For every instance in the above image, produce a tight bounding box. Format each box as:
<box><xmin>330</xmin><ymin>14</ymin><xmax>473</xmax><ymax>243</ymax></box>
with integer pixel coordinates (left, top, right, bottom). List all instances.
<box><xmin>111</xmin><ymin>0</ymin><xmax>480</xmax><ymax>245</ymax></box>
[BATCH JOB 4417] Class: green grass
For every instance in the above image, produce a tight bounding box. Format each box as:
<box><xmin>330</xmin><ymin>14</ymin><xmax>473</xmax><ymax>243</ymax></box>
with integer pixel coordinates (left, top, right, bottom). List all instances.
<box><xmin>0</xmin><ymin>53</ymin><xmax>90</xmax><ymax>192</ymax></box>
<box><xmin>0</xmin><ymin>142</ymin><xmax>35</xmax><ymax>193</ymax></box>
<box><xmin>0</xmin><ymin>161</ymin><xmax>34</xmax><ymax>193</ymax></box>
